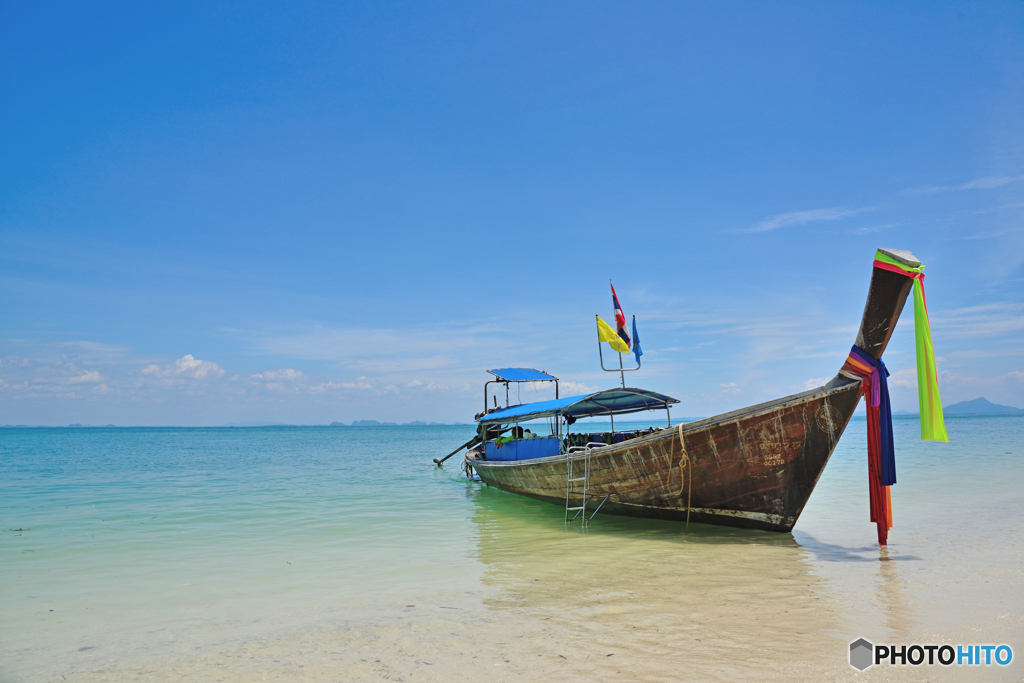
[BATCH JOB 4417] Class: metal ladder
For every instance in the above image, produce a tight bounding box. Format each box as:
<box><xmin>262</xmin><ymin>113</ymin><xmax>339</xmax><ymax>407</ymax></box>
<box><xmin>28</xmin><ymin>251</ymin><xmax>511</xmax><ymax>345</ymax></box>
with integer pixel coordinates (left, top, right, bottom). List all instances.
<box><xmin>565</xmin><ymin>444</ymin><xmax>611</xmax><ymax>525</ymax></box>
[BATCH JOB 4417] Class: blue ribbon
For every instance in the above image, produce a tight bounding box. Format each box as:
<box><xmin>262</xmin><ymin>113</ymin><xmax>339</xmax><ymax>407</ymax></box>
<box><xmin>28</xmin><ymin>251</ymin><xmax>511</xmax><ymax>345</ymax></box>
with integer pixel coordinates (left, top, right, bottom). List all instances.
<box><xmin>850</xmin><ymin>346</ymin><xmax>896</xmax><ymax>486</ymax></box>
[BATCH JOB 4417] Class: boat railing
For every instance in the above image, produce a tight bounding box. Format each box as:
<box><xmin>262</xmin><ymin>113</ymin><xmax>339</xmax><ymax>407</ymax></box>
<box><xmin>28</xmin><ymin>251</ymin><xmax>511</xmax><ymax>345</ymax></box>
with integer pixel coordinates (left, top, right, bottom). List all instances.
<box><xmin>566</xmin><ymin>442</ymin><xmax>606</xmax><ymax>454</ymax></box>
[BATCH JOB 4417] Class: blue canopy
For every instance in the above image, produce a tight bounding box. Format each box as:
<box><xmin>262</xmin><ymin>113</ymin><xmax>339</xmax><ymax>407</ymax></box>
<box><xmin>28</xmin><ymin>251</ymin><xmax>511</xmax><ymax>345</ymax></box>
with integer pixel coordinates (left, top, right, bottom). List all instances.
<box><xmin>477</xmin><ymin>387</ymin><xmax>679</xmax><ymax>424</ymax></box>
<box><xmin>487</xmin><ymin>368</ymin><xmax>557</xmax><ymax>382</ymax></box>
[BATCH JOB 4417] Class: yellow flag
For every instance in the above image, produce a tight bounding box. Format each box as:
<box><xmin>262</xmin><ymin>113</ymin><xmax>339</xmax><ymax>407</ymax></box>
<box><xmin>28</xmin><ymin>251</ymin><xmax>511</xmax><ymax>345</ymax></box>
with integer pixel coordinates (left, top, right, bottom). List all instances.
<box><xmin>596</xmin><ymin>315</ymin><xmax>630</xmax><ymax>353</ymax></box>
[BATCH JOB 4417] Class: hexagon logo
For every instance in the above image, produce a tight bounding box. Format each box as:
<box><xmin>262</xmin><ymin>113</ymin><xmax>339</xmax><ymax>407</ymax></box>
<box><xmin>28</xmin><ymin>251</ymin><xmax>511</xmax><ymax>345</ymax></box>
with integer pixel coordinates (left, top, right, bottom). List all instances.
<box><xmin>849</xmin><ymin>638</ymin><xmax>874</xmax><ymax>671</ymax></box>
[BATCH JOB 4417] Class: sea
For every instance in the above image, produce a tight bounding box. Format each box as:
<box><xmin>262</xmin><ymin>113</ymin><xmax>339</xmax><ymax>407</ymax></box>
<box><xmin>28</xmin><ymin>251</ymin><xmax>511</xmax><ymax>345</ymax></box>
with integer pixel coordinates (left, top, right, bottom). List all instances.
<box><xmin>1</xmin><ymin>415</ymin><xmax>1022</xmax><ymax>682</ymax></box>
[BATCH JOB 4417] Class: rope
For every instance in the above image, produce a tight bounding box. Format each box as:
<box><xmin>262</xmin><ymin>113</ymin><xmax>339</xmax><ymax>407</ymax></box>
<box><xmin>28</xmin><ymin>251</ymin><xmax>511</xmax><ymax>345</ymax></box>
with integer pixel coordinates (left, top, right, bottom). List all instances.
<box><xmin>677</xmin><ymin>423</ymin><xmax>692</xmax><ymax>538</ymax></box>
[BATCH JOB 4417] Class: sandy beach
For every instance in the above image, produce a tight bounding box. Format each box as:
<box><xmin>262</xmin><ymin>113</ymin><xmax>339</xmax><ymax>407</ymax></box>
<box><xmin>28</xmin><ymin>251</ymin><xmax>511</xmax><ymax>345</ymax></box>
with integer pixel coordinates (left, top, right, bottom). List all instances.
<box><xmin>3</xmin><ymin>419</ymin><xmax>1021</xmax><ymax>682</ymax></box>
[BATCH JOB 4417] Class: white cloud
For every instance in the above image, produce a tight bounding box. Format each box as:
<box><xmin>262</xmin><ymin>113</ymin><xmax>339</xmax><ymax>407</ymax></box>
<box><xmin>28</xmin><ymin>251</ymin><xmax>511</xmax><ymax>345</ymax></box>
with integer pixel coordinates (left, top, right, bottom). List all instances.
<box><xmin>745</xmin><ymin>207</ymin><xmax>865</xmax><ymax>233</ymax></box>
<box><xmin>558</xmin><ymin>380</ymin><xmax>599</xmax><ymax>395</ymax></box>
<box><xmin>847</xmin><ymin>223</ymin><xmax>897</xmax><ymax>236</ymax></box>
<box><xmin>932</xmin><ymin>302</ymin><xmax>1024</xmax><ymax>339</ymax></box>
<box><xmin>141</xmin><ymin>354</ymin><xmax>225</xmax><ymax>380</ymax></box>
<box><xmin>401</xmin><ymin>379</ymin><xmax>478</xmax><ymax>394</ymax></box>
<box><xmin>310</xmin><ymin>379</ymin><xmax>374</xmax><ymax>392</ymax></box>
<box><xmin>245</xmin><ymin>368</ymin><xmax>306</xmax><ymax>394</ymax></box>
<box><xmin>251</xmin><ymin>368</ymin><xmax>304</xmax><ymax>382</ymax></box>
<box><xmin>67</xmin><ymin>370</ymin><xmax>103</xmax><ymax>384</ymax></box>
<box><xmin>802</xmin><ymin>377</ymin><xmax>830</xmax><ymax>390</ymax></box>
<box><xmin>176</xmin><ymin>354</ymin><xmax>224</xmax><ymax>379</ymax></box>
<box><xmin>690</xmin><ymin>382</ymin><xmax>744</xmax><ymax>403</ymax></box>
<box><xmin>901</xmin><ymin>175</ymin><xmax>1024</xmax><ymax>195</ymax></box>
<box><xmin>889</xmin><ymin>368</ymin><xmax>917</xmax><ymax>389</ymax></box>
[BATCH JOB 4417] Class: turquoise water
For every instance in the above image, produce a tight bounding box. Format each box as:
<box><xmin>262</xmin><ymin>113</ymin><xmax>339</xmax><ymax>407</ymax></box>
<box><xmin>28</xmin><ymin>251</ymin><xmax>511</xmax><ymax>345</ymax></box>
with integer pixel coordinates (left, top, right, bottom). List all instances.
<box><xmin>2</xmin><ymin>416</ymin><xmax>1022</xmax><ymax>681</ymax></box>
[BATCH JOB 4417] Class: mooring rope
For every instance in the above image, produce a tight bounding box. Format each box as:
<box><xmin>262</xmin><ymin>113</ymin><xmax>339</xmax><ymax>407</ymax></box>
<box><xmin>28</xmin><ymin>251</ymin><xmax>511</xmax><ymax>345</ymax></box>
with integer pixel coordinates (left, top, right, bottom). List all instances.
<box><xmin>677</xmin><ymin>423</ymin><xmax>692</xmax><ymax>538</ymax></box>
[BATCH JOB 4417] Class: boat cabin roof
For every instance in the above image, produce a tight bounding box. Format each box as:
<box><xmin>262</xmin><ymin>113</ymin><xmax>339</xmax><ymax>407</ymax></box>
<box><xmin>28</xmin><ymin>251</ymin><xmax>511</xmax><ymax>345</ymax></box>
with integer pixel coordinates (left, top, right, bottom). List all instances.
<box><xmin>477</xmin><ymin>387</ymin><xmax>679</xmax><ymax>424</ymax></box>
<box><xmin>487</xmin><ymin>367</ymin><xmax>557</xmax><ymax>382</ymax></box>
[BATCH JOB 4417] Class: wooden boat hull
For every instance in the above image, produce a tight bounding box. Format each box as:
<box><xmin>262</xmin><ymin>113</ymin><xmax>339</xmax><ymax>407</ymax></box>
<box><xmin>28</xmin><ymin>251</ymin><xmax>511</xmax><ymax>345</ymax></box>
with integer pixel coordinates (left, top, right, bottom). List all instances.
<box><xmin>470</xmin><ymin>251</ymin><xmax>919</xmax><ymax>532</ymax></box>
<box><xmin>473</xmin><ymin>376</ymin><xmax>860</xmax><ymax>531</ymax></box>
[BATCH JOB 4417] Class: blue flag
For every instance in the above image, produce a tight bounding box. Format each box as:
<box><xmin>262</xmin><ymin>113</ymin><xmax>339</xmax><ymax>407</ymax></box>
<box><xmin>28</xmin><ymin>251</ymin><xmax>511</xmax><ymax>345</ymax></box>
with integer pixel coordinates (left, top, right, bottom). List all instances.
<box><xmin>632</xmin><ymin>315</ymin><xmax>643</xmax><ymax>364</ymax></box>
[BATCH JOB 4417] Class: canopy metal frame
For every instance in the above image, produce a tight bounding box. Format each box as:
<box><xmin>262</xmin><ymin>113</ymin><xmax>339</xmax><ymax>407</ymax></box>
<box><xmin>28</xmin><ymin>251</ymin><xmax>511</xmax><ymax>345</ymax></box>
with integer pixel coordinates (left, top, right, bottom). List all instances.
<box><xmin>484</xmin><ymin>368</ymin><xmax>559</xmax><ymax>413</ymax></box>
<box><xmin>477</xmin><ymin>387</ymin><xmax>679</xmax><ymax>425</ymax></box>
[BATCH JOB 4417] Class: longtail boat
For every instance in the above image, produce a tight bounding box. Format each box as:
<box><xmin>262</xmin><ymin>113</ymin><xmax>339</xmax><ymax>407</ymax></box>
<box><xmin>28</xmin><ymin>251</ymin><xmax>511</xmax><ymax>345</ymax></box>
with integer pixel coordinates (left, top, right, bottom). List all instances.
<box><xmin>452</xmin><ymin>249</ymin><xmax>946</xmax><ymax>541</ymax></box>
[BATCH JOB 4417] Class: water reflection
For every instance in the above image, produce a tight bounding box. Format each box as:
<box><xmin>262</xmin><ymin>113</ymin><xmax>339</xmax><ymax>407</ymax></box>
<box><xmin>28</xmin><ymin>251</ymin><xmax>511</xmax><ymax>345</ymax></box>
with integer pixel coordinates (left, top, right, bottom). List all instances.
<box><xmin>462</xmin><ymin>482</ymin><xmax>852</xmax><ymax>680</ymax></box>
<box><xmin>790</xmin><ymin>531</ymin><xmax>921</xmax><ymax>641</ymax></box>
<box><xmin>877</xmin><ymin>546</ymin><xmax>916</xmax><ymax>637</ymax></box>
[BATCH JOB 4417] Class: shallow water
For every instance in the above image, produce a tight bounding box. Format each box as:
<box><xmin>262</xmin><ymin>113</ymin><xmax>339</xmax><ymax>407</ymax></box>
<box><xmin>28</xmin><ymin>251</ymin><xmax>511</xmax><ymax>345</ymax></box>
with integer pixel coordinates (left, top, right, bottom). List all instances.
<box><xmin>1</xmin><ymin>416</ymin><xmax>1022</xmax><ymax>681</ymax></box>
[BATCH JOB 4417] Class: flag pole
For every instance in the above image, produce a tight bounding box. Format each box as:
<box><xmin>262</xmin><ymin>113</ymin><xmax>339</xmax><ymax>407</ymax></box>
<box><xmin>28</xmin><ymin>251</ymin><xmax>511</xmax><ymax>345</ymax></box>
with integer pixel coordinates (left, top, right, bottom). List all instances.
<box><xmin>618</xmin><ymin>352</ymin><xmax>625</xmax><ymax>388</ymax></box>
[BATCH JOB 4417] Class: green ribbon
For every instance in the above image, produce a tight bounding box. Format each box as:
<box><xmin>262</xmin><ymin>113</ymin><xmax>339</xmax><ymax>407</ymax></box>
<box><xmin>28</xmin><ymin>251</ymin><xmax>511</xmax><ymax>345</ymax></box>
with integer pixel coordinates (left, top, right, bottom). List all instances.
<box><xmin>874</xmin><ymin>250</ymin><xmax>949</xmax><ymax>441</ymax></box>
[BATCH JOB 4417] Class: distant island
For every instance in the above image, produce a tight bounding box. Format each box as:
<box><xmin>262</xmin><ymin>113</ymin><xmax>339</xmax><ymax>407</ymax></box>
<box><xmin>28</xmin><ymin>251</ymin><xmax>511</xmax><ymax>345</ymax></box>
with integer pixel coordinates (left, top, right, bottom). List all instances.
<box><xmin>338</xmin><ymin>420</ymin><xmax>457</xmax><ymax>426</ymax></box>
<box><xmin>224</xmin><ymin>422</ymin><xmax>289</xmax><ymax>427</ymax></box>
<box><xmin>889</xmin><ymin>397</ymin><xmax>1022</xmax><ymax>417</ymax></box>
<box><xmin>1</xmin><ymin>423</ymin><xmax>118</xmax><ymax>428</ymax></box>
<box><xmin>944</xmin><ymin>397</ymin><xmax>1023</xmax><ymax>415</ymax></box>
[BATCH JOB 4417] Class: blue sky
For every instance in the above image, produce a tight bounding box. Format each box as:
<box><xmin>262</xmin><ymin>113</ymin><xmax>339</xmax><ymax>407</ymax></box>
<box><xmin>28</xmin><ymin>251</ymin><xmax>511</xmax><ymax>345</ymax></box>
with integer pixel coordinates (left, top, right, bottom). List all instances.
<box><xmin>2</xmin><ymin>2</ymin><xmax>1023</xmax><ymax>425</ymax></box>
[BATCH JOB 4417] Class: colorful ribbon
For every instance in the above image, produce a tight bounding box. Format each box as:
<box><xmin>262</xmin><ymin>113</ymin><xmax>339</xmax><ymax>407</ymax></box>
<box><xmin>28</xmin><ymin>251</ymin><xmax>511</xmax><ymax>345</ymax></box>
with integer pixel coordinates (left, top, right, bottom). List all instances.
<box><xmin>843</xmin><ymin>346</ymin><xmax>895</xmax><ymax>546</ymax></box>
<box><xmin>841</xmin><ymin>252</ymin><xmax>948</xmax><ymax>546</ymax></box>
<box><xmin>872</xmin><ymin>250</ymin><xmax>949</xmax><ymax>442</ymax></box>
